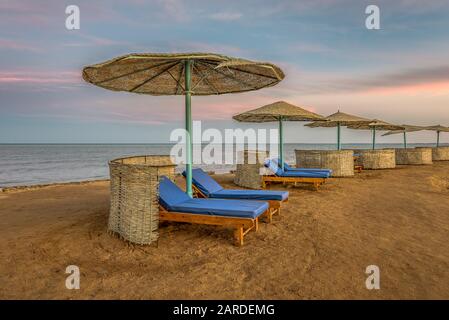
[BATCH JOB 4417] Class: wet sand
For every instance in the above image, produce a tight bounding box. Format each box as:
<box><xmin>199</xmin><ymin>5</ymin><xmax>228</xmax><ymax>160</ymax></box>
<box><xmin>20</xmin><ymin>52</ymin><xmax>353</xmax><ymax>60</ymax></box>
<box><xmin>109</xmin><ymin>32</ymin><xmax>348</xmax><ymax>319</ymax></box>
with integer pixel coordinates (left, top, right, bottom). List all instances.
<box><xmin>0</xmin><ymin>162</ymin><xmax>448</xmax><ymax>299</ymax></box>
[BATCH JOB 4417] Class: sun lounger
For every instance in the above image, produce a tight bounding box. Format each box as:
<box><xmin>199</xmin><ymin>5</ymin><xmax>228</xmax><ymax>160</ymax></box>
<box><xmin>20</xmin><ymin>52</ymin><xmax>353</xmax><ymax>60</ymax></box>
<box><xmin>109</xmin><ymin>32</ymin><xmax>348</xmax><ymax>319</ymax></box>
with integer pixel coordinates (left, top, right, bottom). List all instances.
<box><xmin>183</xmin><ymin>168</ymin><xmax>288</xmax><ymax>222</ymax></box>
<box><xmin>158</xmin><ymin>176</ymin><xmax>269</xmax><ymax>245</ymax></box>
<box><xmin>262</xmin><ymin>159</ymin><xmax>328</xmax><ymax>190</ymax></box>
<box><xmin>275</xmin><ymin>159</ymin><xmax>332</xmax><ymax>175</ymax></box>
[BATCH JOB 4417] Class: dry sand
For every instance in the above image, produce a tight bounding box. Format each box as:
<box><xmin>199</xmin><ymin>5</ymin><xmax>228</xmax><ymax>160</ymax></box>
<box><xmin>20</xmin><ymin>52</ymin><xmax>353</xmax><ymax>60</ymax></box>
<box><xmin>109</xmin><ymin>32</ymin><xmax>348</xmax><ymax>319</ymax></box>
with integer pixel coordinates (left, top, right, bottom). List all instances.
<box><xmin>0</xmin><ymin>163</ymin><xmax>448</xmax><ymax>299</ymax></box>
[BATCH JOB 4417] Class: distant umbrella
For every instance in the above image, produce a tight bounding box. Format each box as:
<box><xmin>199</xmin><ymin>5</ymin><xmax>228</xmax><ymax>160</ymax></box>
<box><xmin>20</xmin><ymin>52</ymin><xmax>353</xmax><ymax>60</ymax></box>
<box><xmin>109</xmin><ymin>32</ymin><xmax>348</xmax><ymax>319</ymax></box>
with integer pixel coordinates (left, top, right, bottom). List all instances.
<box><xmin>425</xmin><ymin>125</ymin><xmax>449</xmax><ymax>147</ymax></box>
<box><xmin>382</xmin><ymin>125</ymin><xmax>427</xmax><ymax>148</ymax></box>
<box><xmin>348</xmin><ymin>119</ymin><xmax>405</xmax><ymax>150</ymax></box>
<box><xmin>83</xmin><ymin>52</ymin><xmax>284</xmax><ymax>196</ymax></box>
<box><xmin>305</xmin><ymin>110</ymin><xmax>372</xmax><ymax>150</ymax></box>
<box><xmin>233</xmin><ymin>101</ymin><xmax>325</xmax><ymax>170</ymax></box>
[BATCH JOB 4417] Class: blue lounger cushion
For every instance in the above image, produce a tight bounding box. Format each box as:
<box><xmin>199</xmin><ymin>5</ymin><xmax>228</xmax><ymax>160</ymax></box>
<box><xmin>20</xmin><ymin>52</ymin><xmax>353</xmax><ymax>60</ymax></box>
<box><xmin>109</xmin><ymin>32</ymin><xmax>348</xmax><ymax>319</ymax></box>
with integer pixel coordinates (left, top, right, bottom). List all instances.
<box><xmin>159</xmin><ymin>176</ymin><xmax>268</xmax><ymax>219</ymax></box>
<box><xmin>182</xmin><ymin>168</ymin><xmax>223</xmax><ymax>197</ymax></box>
<box><xmin>264</xmin><ymin>159</ymin><xmax>330</xmax><ymax>178</ymax></box>
<box><xmin>276</xmin><ymin>159</ymin><xmax>333</xmax><ymax>175</ymax></box>
<box><xmin>183</xmin><ymin>168</ymin><xmax>288</xmax><ymax>201</ymax></box>
<box><xmin>275</xmin><ymin>170</ymin><xmax>330</xmax><ymax>178</ymax></box>
<box><xmin>211</xmin><ymin>189</ymin><xmax>288</xmax><ymax>201</ymax></box>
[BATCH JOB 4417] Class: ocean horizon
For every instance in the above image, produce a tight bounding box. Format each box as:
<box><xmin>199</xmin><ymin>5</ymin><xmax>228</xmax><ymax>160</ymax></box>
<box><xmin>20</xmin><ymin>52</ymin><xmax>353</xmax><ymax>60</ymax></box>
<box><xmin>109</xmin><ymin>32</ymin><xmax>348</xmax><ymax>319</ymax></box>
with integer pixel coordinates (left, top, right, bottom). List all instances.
<box><xmin>0</xmin><ymin>143</ymin><xmax>446</xmax><ymax>187</ymax></box>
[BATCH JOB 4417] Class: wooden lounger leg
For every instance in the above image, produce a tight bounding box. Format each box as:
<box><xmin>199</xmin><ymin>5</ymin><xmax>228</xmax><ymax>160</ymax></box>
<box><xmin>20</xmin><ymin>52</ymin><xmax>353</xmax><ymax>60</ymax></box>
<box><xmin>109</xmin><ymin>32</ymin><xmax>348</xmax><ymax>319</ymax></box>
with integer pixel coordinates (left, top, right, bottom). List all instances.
<box><xmin>267</xmin><ymin>209</ymin><xmax>273</xmax><ymax>223</ymax></box>
<box><xmin>234</xmin><ymin>227</ymin><xmax>244</xmax><ymax>246</ymax></box>
<box><xmin>235</xmin><ymin>219</ymin><xmax>259</xmax><ymax>246</ymax></box>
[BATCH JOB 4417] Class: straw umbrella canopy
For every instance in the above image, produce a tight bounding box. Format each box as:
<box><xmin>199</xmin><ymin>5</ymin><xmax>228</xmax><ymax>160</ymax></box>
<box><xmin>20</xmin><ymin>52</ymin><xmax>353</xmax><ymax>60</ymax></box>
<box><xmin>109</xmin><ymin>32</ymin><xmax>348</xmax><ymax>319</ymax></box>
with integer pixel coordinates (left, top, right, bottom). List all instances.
<box><xmin>425</xmin><ymin>125</ymin><xmax>449</xmax><ymax>147</ymax></box>
<box><xmin>232</xmin><ymin>101</ymin><xmax>325</xmax><ymax>170</ymax></box>
<box><xmin>347</xmin><ymin>119</ymin><xmax>405</xmax><ymax>150</ymax></box>
<box><xmin>83</xmin><ymin>52</ymin><xmax>284</xmax><ymax>196</ymax></box>
<box><xmin>381</xmin><ymin>125</ymin><xmax>427</xmax><ymax>148</ymax></box>
<box><xmin>305</xmin><ymin>110</ymin><xmax>372</xmax><ymax>150</ymax></box>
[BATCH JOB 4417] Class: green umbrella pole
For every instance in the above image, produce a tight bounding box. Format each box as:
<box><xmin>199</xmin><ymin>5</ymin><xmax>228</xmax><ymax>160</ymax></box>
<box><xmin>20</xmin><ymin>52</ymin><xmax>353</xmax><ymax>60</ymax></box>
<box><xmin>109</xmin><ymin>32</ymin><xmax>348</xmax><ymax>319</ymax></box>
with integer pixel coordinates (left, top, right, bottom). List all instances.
<box><xmin>279</xmin><ymin>117</ymin><xmax>284</xmax><ymax>170</ymax></box>
<box><xmin>403</xmin><ymin>132</ymin><xmax>407</xmax><ymax>149</ymax></box>
<box><xmin>184</xmin><ymin>59</ymin><xmax>193</xmax><ymax>197</ymax></box>
<box><xmin>372</xmin><ymin>126</ymin><xmax>376</xmax><ymax>150</ymax></box>
<box><xmin>337</xmin><ymin>122</ymin><xmax>341</xmax><ymax>150</ymax></box>
<box><xmin>437</xmin><ymin>131</ymin><xmax>440</xmax><ymax>148</ymax></box>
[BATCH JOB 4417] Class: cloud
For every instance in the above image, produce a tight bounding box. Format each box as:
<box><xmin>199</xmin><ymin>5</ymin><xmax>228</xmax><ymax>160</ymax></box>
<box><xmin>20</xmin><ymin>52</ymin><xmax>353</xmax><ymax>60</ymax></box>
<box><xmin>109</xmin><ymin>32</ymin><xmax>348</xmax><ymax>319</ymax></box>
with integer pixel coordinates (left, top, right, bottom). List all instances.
<box><xmin>288</xmin><ymin>43</ymin><xmax>335</xmax><ymax>54</ymax></box>
<box><xmin>330</xmin><ymin>65</ymin><xmax>449</xmax><ymax>95</ymax></box>
<box><xmin>62</xmin><ymin>33</ymin><xmax>129</xmax><ymax>47</ymax></box>
<box><xmin>0</xmin><ymin>0</ymin><xmax>58</xmax><ymax>27</ymax></box>
<box><xmin>273</xmin><ymin>64</ymin><xmax>449</xmax><ymax>96</ymax></box>
<box><xmin>0</xmin><ymin>38</ymin><xmax>42</xmax><ymax>52</ymax></box>
<box><xmin>167</xmin><ymin>41</ymin><xmax>248</xmax><ymax>57</ymax></box>
<box><xmin>208</xmin><ymin>12</ymin><xmax>243</xmax><ymax>21</ymax></box>
<box><xmin>155</xmin><ymin>0</ymin><xmax>189</xmax><ymax>22</ymax></box>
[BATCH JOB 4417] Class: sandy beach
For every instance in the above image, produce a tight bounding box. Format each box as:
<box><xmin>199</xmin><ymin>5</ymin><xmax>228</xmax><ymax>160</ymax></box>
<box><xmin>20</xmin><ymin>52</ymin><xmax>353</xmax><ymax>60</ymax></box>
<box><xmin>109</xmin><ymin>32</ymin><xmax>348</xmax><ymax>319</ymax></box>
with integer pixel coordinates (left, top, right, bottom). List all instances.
<box><xmin>0</xmin><ymin>163</ymin><xmax>448</xmax><ymax>299</ymax></box>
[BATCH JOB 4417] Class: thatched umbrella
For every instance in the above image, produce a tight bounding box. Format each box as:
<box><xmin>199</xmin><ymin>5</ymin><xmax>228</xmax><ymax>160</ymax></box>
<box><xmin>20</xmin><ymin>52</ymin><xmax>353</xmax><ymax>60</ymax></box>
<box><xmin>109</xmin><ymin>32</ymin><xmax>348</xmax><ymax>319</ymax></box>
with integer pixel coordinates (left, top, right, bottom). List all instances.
<box><xmin>305</xmin><ymin>110</ymin><xmax>372</xmax><ymax>150</ymax></box>
<box><xmin>83</xmin><ymin>52</ymin><xmax>284</xmax><ymax>196</ymax></box>
<box><xmin>347</xmin><ymin>119</ymin><xmax>405</xmax><ymax>150</ymax></box>
<box><xmin>381</xmin><ymin>125</ymin><xmax>427</xmax><ymax>148</ymax></box>
<box><xmin>233</xmin><ymin>101</ymin><xmax>324</xmax><ymax>170</ymax></box>
<box><xmin>425</xmin><ymin>125</ymin><xmax>449</xmax><ymax>147</ymax></box>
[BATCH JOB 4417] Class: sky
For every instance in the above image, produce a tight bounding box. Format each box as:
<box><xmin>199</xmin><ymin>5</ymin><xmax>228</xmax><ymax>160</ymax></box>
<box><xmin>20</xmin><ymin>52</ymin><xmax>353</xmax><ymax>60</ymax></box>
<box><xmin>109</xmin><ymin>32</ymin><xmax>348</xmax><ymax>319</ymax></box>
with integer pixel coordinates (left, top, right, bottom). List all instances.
<box><xmin>1</xmin><ymin>0</ymin><xmax>449</xmax><ymax>144</ymax></box>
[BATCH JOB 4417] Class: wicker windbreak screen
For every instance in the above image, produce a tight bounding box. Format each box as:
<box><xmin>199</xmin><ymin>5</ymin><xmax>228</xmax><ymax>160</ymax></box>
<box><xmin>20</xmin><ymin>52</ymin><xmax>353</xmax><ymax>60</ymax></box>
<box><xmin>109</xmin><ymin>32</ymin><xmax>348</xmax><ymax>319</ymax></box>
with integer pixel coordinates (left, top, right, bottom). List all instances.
<box><xmin>108</xmin><ymin>155</ymin><xmax>176</xmax><ymax>245</ymax></box>
<box><xmin>234</xmin><ymin>150</ymin><xmax>268</xmax><ymax>189</ymax></box>
<box><xmin>295</xmin><ymin>150</ymin><xmax>354</xmax><ymax>177</ymax></box>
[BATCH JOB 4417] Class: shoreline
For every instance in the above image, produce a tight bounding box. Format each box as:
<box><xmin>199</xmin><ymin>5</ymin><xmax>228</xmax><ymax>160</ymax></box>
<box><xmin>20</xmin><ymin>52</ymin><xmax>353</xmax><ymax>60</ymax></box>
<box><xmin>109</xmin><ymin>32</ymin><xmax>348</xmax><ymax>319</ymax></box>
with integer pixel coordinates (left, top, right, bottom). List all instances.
<box><xmin>0</xmin><ymin>171</ymin><xmax>227</xmax><ymax>193</ymax></box>
<box><xmin>0</xmin><ymin>179</ymin><xmax>110</xmax><ymax>193</ymax></box>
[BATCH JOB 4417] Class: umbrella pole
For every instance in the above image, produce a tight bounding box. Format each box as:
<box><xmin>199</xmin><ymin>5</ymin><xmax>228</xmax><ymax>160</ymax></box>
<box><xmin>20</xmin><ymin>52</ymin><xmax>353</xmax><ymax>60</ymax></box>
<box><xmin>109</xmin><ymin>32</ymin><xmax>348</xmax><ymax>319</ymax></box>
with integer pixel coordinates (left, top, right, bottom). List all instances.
<box><xmin>279</xmin><ymin>117</ymin><xmax>284</xmax><ymax>170</ymax></box>
<box><xmin>372</xmin><ymin>127</ymin><xmax>376</xmax><ymax>150</ymax></box>
<box><xmin>403</xmin><ymin>132</ymin><xmax>407</xmax><ymax>149</ymax></box>
<box><xmin>437</xmin><ymin>131</ymin><xmax>440</xmax><ymax>148</ymax></box>
<box><xmin>337</xmin><ymin>122</ymin><xmax>341</xmax><ymax>150</ymax></box>
<box><xmin>184</xmin><ymin>59</ymin><xmax>193</xmax><ymax>197</ymax></box>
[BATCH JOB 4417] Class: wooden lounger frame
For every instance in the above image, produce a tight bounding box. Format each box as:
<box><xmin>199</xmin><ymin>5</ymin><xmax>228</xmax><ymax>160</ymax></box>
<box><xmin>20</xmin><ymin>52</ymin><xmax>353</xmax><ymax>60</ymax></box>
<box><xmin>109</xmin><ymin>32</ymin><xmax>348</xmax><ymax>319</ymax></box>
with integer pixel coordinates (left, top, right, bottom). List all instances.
<box><xmin>261</xmin><ymin>175</ymin><xmax>326</xmax><ymax>191</ymax></box>
<box><xmin>159</xmin><ymin>206</ymin><xmax>261</xmax><ymax>246</ymax></box>
<box><xmin>192</xmin><ymin>184</ymin><xmax>287</xmax><ymax>223</ymax></box>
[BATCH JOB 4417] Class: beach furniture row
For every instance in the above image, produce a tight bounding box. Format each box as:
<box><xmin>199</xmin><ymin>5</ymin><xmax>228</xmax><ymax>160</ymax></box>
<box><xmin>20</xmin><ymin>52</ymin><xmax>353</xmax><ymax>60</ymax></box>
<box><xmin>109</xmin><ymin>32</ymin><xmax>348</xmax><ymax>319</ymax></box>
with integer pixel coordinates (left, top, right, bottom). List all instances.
<box><xmin>293</xmin><ymin>146</ymin><xmax>449</xmax><ymax>176</ymax></box>
<box><xmin>160</xmin><ymin>164</ymin><xmax>331</xmax><ymax>245</ymax></box>
<box><xmin>108</xmin><ymin>156</ymin><xmax>331</xmax><ymax>246</ymax></box>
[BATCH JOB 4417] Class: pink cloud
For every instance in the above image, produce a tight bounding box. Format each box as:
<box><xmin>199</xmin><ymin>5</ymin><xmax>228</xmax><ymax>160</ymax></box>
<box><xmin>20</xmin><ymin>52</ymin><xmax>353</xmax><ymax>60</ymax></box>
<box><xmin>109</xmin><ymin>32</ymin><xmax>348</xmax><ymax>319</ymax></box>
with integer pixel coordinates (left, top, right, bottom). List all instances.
<box><xmin>0</xmin><ymin>70</ymin><xmax>81</xmax><ymax>84</ymax></box>
<box><xmin>363</xmin><ymin>81</ymin><xmax>449</xmax><ymax>96</ymax></box>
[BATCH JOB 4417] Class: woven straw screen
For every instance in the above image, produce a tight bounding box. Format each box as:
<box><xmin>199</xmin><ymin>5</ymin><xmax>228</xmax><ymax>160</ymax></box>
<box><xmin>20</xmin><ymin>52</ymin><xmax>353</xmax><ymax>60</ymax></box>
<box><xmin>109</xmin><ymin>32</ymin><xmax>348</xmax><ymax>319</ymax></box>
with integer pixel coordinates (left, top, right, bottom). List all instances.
<box><xmin>395</xmin><ymin>148</ymin><xmax>433</xmax><ymax>165</ymax></box>
<box><xmin>295</xmin><ymin>150</ymin><xmax>354</xmax><ymax>177</ymax></box>
<box><xmin>358</xmin><ymin>149</ymin><xmax>396</xmax><ymax>169</ymax></box>
<box><xmin>108</xmin><ymin>155</ymin><xmax>176</xmax><ymax>245</ymax></box>
<box><xmin>234</xmin><ymin>150</ymin><xmax>268</xmax><ymax>189</ymax></box>
<box><xmin>432</xmin><ymin>146</ymin><xmax>449</xmax><ymax>161</ymax></box>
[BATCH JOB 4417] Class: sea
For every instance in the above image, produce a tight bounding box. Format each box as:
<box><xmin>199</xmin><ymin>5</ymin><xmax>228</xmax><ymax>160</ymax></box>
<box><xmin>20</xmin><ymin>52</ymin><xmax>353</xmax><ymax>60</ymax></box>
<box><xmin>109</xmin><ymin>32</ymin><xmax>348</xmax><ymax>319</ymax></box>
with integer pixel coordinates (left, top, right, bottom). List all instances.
<box><xmin>0</xmin><ymin>143</ymin><xmax>444</xmax><ymax>187</ymax></box>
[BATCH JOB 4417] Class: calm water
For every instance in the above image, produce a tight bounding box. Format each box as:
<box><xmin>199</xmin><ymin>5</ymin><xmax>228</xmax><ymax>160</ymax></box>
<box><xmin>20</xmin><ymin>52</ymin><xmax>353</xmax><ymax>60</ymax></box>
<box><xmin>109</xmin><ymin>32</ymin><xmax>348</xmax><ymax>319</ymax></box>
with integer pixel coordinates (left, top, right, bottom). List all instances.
<box><xmin>0</xmin><ymin>143</ymin><xmax>443</xmax><ymax>187</ymax></box>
